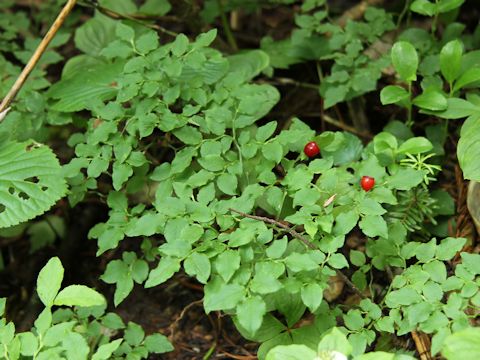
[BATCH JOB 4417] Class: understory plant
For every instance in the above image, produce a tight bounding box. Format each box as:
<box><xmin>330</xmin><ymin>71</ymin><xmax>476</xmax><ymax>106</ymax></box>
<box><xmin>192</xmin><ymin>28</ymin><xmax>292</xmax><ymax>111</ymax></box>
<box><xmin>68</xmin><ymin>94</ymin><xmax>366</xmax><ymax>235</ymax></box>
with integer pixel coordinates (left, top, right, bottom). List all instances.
<box><xmin>0</xmin><ymin>0</ymin><xmax>479</xmax><ymax>359</ymax></box>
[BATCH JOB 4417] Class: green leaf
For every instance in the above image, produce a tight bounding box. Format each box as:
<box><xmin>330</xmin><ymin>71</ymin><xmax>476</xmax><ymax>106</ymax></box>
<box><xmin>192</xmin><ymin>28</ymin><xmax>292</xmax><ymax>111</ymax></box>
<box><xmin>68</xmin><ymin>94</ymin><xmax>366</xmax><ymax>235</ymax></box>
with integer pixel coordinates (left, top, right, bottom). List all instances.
<box><xmin>343</xmin><ymin>309</ymin><xmax>364</xmax><ymax>331</ymax></box>
<box><xmin>256</xmin><ymin>122</ymin><xmax>277</xmax><ymax>142</ymax></box>
<box><xmin>285</xmin><ymin>252</ymin><xmax>319</xmax><ymax>272</ymax></box>
<box><xmin>184</xmin><ymin>252</ymin><xmax>211</xmax><ymax>284</ymax></box>
<box><xmin>359</xmin><ymin>215</ymin><xmax>388</xmax><ymax>238</ymax></box>
<box><xmin>458</xmin><ymin>115</ymin><xmax>480</xmax><ymax>180</ymax></box>
<box><xmin>442</xmin><ymin>327</ymin><xmax>480</xmax><ymax>360</ymax></box>
<box><xmin>48</xmin><ymin>61</ymin><xmax>123</xmax><ymax>112</ymax></box>
<box><xmin>74</xmin><ymin>17</ymin><xmax>116</xmax><ymax>56</ymax></box>
<box><xmin>387</xmin><ymin>168</ymin><xmax>424</xmax><ymax>190</ymax></box>
<box><xmin>391</xmin><ymin>41</ymin><xmax>419</xmax><ymax>82</ymax></box>
<box><xmin>171</xmin><ymin>34</ymin><xmax>189</xmax><ymax>56</ymax></box>
<box><xmin>217</xmin><ymin>173</ymin><xmax>238</xmax><ymax>195</ymax></box>
<box><xmin>144</xmin><ymin>333</ymin><xmax>174</xmax><ymax>354</ymax></box>
<box><xmin>0</xmin><ymin>298</ymin><xmax>5</xmax><ymax>317</ymax></box>
<box><xmin>62</xmin><ymin>332</ymin><xmax>90</xmax><ymax>360</ymax></box>
<box><xmin>37</xmin><ymin>257</ymin><xmax>64</xmax><ymax>307</ymax></box>
<box><xmin>318</xmin><ymin>327</ymin><xmax>352</xmax><ymax>356</ymax></box>
<box><xmin>385</xmin><ymin>287</ymin><xmax>422</xmax><ymax>307</ymax></box>
<box><xmin>18</xmin><ymin>332</ymin><xmax>38</xmax><ymax>356</ymax></box>
<box><xmin>437</xmin><ymin>0</ymin><xmax>465</xmax><ymax>13</ymax></box>
<box><xmin>115</xmin><ymin>22</ymin><xmax>135</xmax><ymax>41</ymax></box>
<box><xmin>266</xmin><ymin>345</ymin><xmax>316</xmax><ymax>360</ymax></box>
<box><xmin>92</xmin><ymin>339</ymin><xmax>123</xmax><ymax>360</ymax></box>
<box><xmin>424</xmin><ymin>98</ymin><xmax>479</xmax><ymax>119</ymax></box>
<box><xmin>461</xmin><ymin>252</ymin><xmax>480</xmax><ymax>275</ymax></box>
<box><xmin>453</xmin><ymin>67</ymin><xmax>480</xmax><ymax>92</ymax></box>
<box><xmin>193</xmin><ymin>29</ymin><xmax>218</xmax><ymax>48</ymax></box>
<box><xmin>0</xmin><ymin>141</ymin><xmax>67</xmax><ymax>228</ymax></box>
<box><xmin>440</xmin><ymin>40</ymin><xmax>464</xmax><ymax>84</ymax></box>
<box><xmin>227</xmin><ymin>50</ymin><xmax>270</xmax><ymax>82</ymax></box>
<box><xmin>124</xmin><ymin>322</ymin><xmax>145</xmax><ymax>346</ymax></box>
<box><xmin>101</xmin><ymin>260</ymin><xmax>133</xmax><ymax>306</ymax></box>
<box><xmin>145</xmin><ymin>257</ymin><xmax>181</xmax><ymax>288</ymax></box>
<box><xmin>266</xmin><ymin>237</ymin><xmax>288</xmax><ymax>259</ymax></box>
<box><xmin>301</xmin><ymin>283</ymin><xmax>324</xmax><ymax>312</ymax></box>
<box><xmin>236</xmin><ymin>296</ymin><xmax>267</xmax><ymax>335</ymax></box>
<box><xmin>204</xmin><ymin>277</ymin><xmax>245</xmax><ymax>313</ymax></box>
<box><xmin>139</xmin><ymin>0</ymin><xmax>171</xmax><ymax>16</ymax></box>
<box><xmin>333</xmin><ymin>210</ymin><xmax>359</xmax><ymax>236</ymax></box>
<box><xmin>112</xmin><ymin>162</ymin><xmax>133</xmax><ymax>190</ymax></box>
<box><xmin>53</xmin><ymin>285</ymin><xmax>106</xmax><ymax>307</ymax></box>
<box><xmin>358</xmin><ymin>198</ymin><xmax>386</xmax><ymax>216</ymax></box>
<box><xmin>350</xmin><ymin>250</ymin><xmax>366</xmax><ymax>267</ymax></box>
<box><xmin>410</xmin><ymin>0</ymin><xmax>436</xmax><ymax>16</ymax></box>
<box><xmin>328</xmin><ymin>253</ymin><xmax>349</xmax><ymax>269</ymax></box>
<box><xmin>397</xmin><ymin>137</ymin><xmax>433</xmax><ymax>154</ymax></box>
<box><xmin>215</xmin><ymin>250</ymin><xmax>241</xmax><ymax>283</ymax></box>
<box><xmin>435</xmin><ymin>237</ymin><xmax>466</xmax><ymax>260</ymax></box>
<box><xmin>380</xmin><ymin>85</ymin><xmax>410</xmax><ymax>105</ymax></box>
<box><xmin>413</xmin><ymin>90</ymin><xmax>448</xmax><ymax>111</ymax></box>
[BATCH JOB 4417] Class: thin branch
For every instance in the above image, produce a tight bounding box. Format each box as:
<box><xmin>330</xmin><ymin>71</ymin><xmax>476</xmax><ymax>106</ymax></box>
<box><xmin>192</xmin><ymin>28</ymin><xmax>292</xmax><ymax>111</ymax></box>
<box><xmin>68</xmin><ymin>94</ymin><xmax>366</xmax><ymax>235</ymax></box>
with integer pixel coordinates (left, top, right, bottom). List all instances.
<box><xmin>88</xmin><ymin>3</ymin><xmax>178</xmax><ymax>37</ymax></box>
<box><xmin>229</xmin><ymin>208</ymin><xmax>315</xmax><ymax>249</ymax></box>
<box><xmin>229</xmin><ymin>208</ymin><xmax>366</xmax><ymax>299</ymax></box>
<box><xmin>0</xmin><ymin>0</ymin><xmax>77</xmax><ymax>116</ymax></box>
<box><xmin>216</xmin><ymin>0</ymin><xmax>238</xmax><ymax>51</ymax></box>
<box><xmin>168</xmin><ymin>299</ymin><xmax>203</xmax><ymax>341</ymax></box>
<box><xmin>302</xmin><ymin>113</ymin><xmax>373</xmax><ymax>139</ymax></box>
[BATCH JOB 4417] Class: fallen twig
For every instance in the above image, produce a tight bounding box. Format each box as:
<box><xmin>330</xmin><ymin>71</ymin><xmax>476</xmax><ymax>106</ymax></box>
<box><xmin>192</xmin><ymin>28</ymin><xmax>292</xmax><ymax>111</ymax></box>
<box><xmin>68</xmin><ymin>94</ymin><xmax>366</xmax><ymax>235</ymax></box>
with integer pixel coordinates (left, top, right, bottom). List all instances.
<box><xmin>0</xmin><ymin>0</ymin><xmax>77</xmax><ymax>116</ymax></box>
<box><xmin>229</xmin><ymin>208</ymin><xmax>366</xmax><ymax>299</ymax></box>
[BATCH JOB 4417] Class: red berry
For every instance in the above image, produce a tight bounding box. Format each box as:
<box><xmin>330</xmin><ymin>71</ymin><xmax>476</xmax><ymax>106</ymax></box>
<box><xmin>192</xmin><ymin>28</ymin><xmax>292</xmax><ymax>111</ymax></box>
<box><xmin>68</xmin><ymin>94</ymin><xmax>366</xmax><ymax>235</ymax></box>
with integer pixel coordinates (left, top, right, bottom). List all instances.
<box><xmin>360</xmin><ymin>176</ymin><xmax>375</xmax><ymax>191</ymax></box>
<box><xmin>304</xmin><ymin>141</ymin><xmax>320</xmax><ymax>158</ymax></box>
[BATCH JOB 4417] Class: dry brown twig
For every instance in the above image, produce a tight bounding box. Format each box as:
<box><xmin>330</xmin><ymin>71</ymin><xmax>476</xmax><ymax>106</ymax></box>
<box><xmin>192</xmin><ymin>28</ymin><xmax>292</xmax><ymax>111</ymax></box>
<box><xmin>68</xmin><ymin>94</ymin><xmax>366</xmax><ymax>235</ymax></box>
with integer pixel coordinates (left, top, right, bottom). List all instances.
<box><xmin>168</xmin><ymin>299</ymin><xmax>203</xmax><ymax>341</ymax></box>
<box><xmin>228</xmin><ymin>208</ymin><xmax>366</xmax><ymax>299</ymax></box>
<box><xmin>0</xmin><ymin>0</ymin><xmax>78</xmax><ymax>117</ymax></box>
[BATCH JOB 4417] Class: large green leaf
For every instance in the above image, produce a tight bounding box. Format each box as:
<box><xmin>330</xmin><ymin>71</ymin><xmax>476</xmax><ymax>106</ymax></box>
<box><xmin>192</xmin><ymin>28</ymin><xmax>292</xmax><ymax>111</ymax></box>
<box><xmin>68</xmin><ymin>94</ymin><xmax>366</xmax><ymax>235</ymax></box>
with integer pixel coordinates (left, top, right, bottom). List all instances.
<box><xmin>74</xmin><ymin>14</ymin><xmax>117</xmax><ymax>56</ymax></box>
<box><xmin>0</xmin><ymin>141</ymin><xmax>67</xmax><ymax>228</ymax></box>
<box><xmin>47</xmin><ymin>60</ymin><xmax>124</xmax><ymax>112</ymax></box>
<box><xmin>227</xmin><ymin>49</ymin><xmax>270</xmax><ymax>82</ymax></box>
<box><xmin>458</xmin><ymin>115</ymin><xmax>480</xmax><ymax>180</ymax></box>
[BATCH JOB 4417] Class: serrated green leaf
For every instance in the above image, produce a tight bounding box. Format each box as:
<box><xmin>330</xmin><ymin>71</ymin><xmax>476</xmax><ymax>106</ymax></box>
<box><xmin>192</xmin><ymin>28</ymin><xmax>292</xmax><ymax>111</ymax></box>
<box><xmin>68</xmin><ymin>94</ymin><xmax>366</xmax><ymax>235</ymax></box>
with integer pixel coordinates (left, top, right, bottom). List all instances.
<box><xmin>0</xmin><ymin>141</ymin><xmax>67</xmax><ymax>228</ymax></box>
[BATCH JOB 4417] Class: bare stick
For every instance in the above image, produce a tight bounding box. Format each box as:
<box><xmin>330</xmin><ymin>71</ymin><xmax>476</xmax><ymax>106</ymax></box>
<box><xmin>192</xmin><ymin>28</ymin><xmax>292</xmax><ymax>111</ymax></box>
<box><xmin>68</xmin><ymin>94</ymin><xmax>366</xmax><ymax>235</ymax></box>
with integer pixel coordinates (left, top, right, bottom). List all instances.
<box><xmin>229</xmin><ymin>208</ymin><xmax>366</xmax><ymax>299</ymax></box>
<box><xmin>0</xmin><ymin>0</ymin><xmax>77</xmax><ymax>116</ymax></box>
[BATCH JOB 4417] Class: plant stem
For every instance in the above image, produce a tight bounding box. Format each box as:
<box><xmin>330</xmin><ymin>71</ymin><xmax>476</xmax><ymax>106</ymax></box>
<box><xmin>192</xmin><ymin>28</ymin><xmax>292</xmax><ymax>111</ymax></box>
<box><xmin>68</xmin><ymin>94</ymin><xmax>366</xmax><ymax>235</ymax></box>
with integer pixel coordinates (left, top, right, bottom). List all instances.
<box><xmin>397</xmin><ymin>0</ymin><xmax>411</xmax><ymax>27</ymax></box>
<box><xmin>229</xmin><ymin>208</ymin><xmax>367</xmax><ymax>299</ymax></box>
<box><xmin>406</xmin><ymin>82</ymin><xmax>413</xmax><ymax>127</ymax></box>
<box><xmin>216</xmin><ymin>0</ymin><xmax>238</xmax><ymax>51</ymax></box>
<box><xmin>0</xmin><ymin>0</ymin><xmax>78</xmax><ymax>116</ymax></box>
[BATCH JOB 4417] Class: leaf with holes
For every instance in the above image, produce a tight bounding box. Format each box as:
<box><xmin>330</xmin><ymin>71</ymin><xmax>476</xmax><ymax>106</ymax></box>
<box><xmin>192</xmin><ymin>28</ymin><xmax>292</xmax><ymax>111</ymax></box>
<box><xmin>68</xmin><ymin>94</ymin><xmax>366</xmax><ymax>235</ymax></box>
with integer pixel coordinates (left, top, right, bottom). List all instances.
<box><xmin>0</xmin><ymin>140</ymin><xmax>67</xmax><ymax>228</ymax></box>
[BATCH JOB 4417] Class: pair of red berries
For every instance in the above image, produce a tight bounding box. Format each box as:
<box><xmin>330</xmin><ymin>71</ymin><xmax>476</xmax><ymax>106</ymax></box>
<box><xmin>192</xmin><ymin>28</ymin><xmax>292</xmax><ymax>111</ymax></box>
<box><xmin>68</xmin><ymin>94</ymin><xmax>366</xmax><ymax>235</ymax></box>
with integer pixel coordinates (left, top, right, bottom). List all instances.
<box><xmin>303</xmin><ymin>141</ymin><xmax>375</xmax><ymax>191</ymax></box>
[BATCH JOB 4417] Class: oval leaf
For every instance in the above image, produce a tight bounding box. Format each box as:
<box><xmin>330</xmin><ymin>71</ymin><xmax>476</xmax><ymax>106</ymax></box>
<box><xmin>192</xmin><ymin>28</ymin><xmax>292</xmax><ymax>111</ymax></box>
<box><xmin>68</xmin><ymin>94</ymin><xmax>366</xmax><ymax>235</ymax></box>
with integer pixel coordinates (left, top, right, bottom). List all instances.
<box><xmin>53</xmin><ymin>285</ymin><xmax>106</xmax><ymax>307</ymax></box>
<box><xmin>440</xmin><ymin>40</ymin><xmax>463</xmax><ymax>84</ymax></box>
<box><xmin>391</xmin><ymin>41</ymin><xmax>419</xmax><ymax>83</ymax></box>
<box><xmin>37</xmin><ymin>257</ymin><xmax>64</xmax><ymax>307</ymax></box>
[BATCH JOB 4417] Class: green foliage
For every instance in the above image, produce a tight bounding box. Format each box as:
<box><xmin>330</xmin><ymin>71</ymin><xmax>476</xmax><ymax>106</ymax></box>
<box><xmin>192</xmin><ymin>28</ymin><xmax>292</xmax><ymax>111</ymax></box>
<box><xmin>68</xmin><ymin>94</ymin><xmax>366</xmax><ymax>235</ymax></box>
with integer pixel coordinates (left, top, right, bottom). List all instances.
<box><xmin>1</xmin><ymin>0</ymin><xmax>480</xmax><ymax>358</ymax></box>
<box><xmin>0</xmin><ymin>140</ymin><xmax>67</xmax><ymax>228</ymax></box>
<box><xmin>0</xmin><ymin>257</ymin><xmax>172</xmax><ymax>360</ymax></box>
<box><xmin>381</xmin><ymin>37</ymin><xmax>480</xmax><ymax>180</ymax></box>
